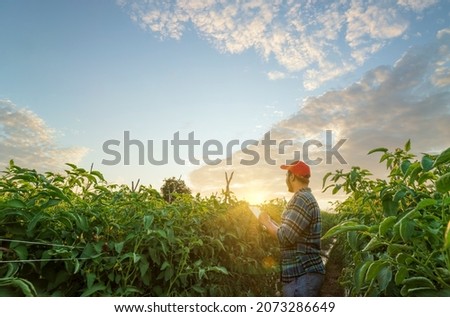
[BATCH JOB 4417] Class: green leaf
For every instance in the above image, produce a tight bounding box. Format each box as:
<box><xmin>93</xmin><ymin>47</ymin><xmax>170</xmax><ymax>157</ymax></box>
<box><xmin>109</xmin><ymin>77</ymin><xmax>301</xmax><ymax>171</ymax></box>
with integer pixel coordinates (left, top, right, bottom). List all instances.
<box><xmin>404</xmin><ymin>161</ymin><xmax>419</xmax><ymax>178</ymax></box>
<box><xmin>41</xmin><ymin>199</ymin><xmax>62</xmax><ymax>209</ymax></box>
<box><xmin>414</xmin><ymin>198</ymin><xmax>437</xmax><ymax>211</ymax></box>
<box><xmin>395</xmin><ymin>252</ymin><xmax>414</xmax><ymax>265</ymax></box>
<box><xmin>379</xmin><ymin>152</ymin><xmax>390</xmax><ymax>163</ymax></box>
<box><xmin>133</xmin><ymin>253</ymin><xmax>141</xmax><ymax>264</ymax></box>
<box><xmin>444</xmin><ymin>221</ymin><xmax>450</xmax><ymax>250</ymax></box>
<box><xmin>211</xmin><ymin>266</ymin><xmax>228</xmax><ymax>275</ymax></box>
<box><xmin>9</xmin><ymin>278</ymin><xmax>37</xmax><ymax>297</ymax></box>
<box><xmin>322</xmin><ymin>172</ymin><xmax>333</xmax><ymax>189</ymax></box>
<box><xmin>379</xmin><ymin>216</ymin><xmax>397</xmax><ymax>236</ymax></box>
<box><xmin>377</xmin><ymin>265</ymin><xmax>392</xmax><ymax>292</ymax></box>
<box><xmin>67</xmin><ymin>213</ymin><xmax>89</xmax><ymax>232</ymax></box>
<box><xmin>420</xmin><ymin>156</ymin><xmax>434</xmax><ymax>172</ymax></box>
<box><xmin>58</xmin><ymin>216</ymin><xmax>73</xmax><ymax>230</ymax></box>
<box><xmin>322</xmin><ymin>184</ymin><xmax>334</xmax><ymax>193</ymax></box>
<box><xmin>402</xmin><ymin>276</ymin><xmax>436</xmax><ymax>291</ymax></box>
<box><xmin>143</xmin><ymin>215</ymin><xmax>154</xmax><ymax>230</ymax></box>
<box><xmin>399</xmin><ymin>219</ymin><xmax>415</xmax><ymax>242</ymax></box>
<box><xmin>354</xmin><ymin>260</ymin><xmax>372</xmax><ymax>293</ymax></box>
<box><xmin>2</xmin><ymin>263</ymin><xmax>19</xmax><ymax>278</ymax></box>
<box><xmin>81</xmin><ymin>244</ymin><xmax>97</xmax><ymax>258</ymax></box>
<box><xmin>417</xmin><ymin>171</ymin><xmax>434</xmax><ymax>185</ymax></box>
<box><xmin>436</xmin><ymin>172</ymin><xmax>450</xmax><ymax>193</ymax></box>
<box><xmin>123</xmin><ymin>287</ymin><xmax>141</xmax><ymax>296</ymax></box>
<box><xmin>81</xmin><ymin>283</ymin><xmax>106</xmax><ymax>297</ymax></box>
<box><xmin>367</xmin><ymin>147</ymin><xmax>388</xmax><ymax>155</ymax></box>
<box><xmin>394</xmin><ymin>266</ymin><xmax>409</xmax><ymax>285</ymax></box>
<box><xmin>321</xmin><ymin>221</ymin><xmax>369</xmax><ymax>240</ymax></box>
<box><xmin>27</xmin><ymin>212</ymin><xmax>51</xmax><ymax>235</ymax></box>
<box><xmin>156</xmin><ymin>229</ymin><xmax>167</xmax><ymax>239</ymax></box>
<box><xmin>45</xmin><ymin>184</ymin><xmax>72</xmax><ymax>205</ymax></box>
<box><xmin>114</xmin><ymin>241</ymin><xmax>124</xmax><ymax>254</ymax></box>
<box><xmin>65</xmin><ymin>163</ymin><xmax>77</xmax><ymax>169</ymax></box>
<box><xmin>394</xmin><ymin>209</ymin><xmax>420</xmax><ymax>226</ymax></box>
<box><xmin>382</xmin><ymin>197</ymin><xmax>398</xmax><ymax>217</ymax></box>
<box><xmin>13</xmin><ymin>245</ymin><xmax>28</xmax><ymax>260</ymax></box>
<box><xmin>410</xmin><ymin>289</ymin><xmax>450</xmax><ymax>297</ymax></box>
<box><xmin>362</xmin><ymin>237</ymin><xmax>385</xmax><ymax>252</ymax></box>
<box><xmin>400</xmin><ymin>160</ymin><xmax>411</xmax><ymax>175</ymax></box>
<box><xmin>331</xmin><ymin>184</ymin><xmax>342</xmax><ymax>195</ymax></box>
<box><xmin>4</xmin><ymin>199</ymin><xmax>27</xmax><ymax>209</ymax></box>
<box><xmin>164</xmin><ymin>266</ymin><xmax>174</xmax><ymax>282</ymax></box>
<box><xmin>148</xmin><ymin>247</ymin><xmax>161</xmax><ymax>265</ymax></box>
<box><xmin>93</xmin><ymin>241</ymin><xmax>104</xmax><ymax>254</ymax></box>
<box><xmin>347</xmin><ymin>231</ymin><xmax>360</xmax><ymax>251</ymax></box>
<box><xmin>90</xmin><ymin>170</ymin><xmax>105</xmax><ymax>182</ymax></box>
<box><xmin>73</xmin><ymin>259</ymin><xmax>80</xmax><ymax>274</ymax></box>
<box><xmin>404</xmin><ymin>163</ymin><xmax>423</xmax><ymax>185</ymax></box>
<box><xmin>432</xmin><ymin>147</ymin><xmax>450</xmax><ymax>168</ymax></box>
<box><xmin>393</xmin><ymin>189</ymin><xmax>407</xmax><ymax>202</ymax></box>
<box><xmin>404</xmin><ymin>139</ymin><xmax>411</xmax><ymax>152</ymax></box>
<box><xmin>161</xmin><ymin>260</ymin><xmax>170</xmax><ymax>271</ymax></box>
<box><xmin>365</xmin><ymin>260</ymin><xmax>388</xmax><ymax>282</ymax></box>
<box><xmin>191</xmin><ymin>284</ymin><xmax>206</xmax><ymax>295</ymax></box>
<box><xmin>388</xmin><ymin>243</ymin><xmax>405</xmax><ymax>257</ymax></box>
<box><xmin>86</xmin><ymin>272</ymin><xmax>96</xmax><ymax>290</ymax></box>
<box><xmin>139</xmin><ymin>258</ymin><xmax>149</xmax><ymax>278</ymax></box>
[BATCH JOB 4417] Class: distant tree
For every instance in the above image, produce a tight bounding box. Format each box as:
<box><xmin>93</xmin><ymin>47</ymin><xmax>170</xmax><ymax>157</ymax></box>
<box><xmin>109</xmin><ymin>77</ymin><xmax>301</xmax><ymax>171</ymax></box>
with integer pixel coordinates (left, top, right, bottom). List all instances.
<box><xmin>160</xmin><ymin>177</ymin><xmax>192</xmax><ymax>203</ymax></box>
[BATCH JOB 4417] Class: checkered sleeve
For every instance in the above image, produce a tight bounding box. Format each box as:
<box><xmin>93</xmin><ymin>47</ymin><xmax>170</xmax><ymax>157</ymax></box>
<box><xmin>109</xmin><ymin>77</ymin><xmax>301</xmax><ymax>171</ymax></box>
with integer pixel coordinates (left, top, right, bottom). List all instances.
<box><xmin>277</xmin><ymin>196</ymin><xmax>312</xmax><ymax>246</ymax></box>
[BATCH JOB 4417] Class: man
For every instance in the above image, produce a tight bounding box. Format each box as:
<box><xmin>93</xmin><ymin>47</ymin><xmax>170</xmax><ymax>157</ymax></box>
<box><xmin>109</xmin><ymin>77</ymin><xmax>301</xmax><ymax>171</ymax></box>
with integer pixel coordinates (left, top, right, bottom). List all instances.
<box><xmin>259</xmin><ymin>160</ymin><xmax>325</xmax><ymax>296</ymax></box>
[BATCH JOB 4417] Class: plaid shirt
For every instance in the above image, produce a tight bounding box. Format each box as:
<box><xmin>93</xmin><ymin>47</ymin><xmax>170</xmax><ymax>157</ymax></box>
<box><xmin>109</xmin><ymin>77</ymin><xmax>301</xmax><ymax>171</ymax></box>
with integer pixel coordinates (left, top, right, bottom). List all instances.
<box><xmin>277</xmin><ymin>188</ymin><xmax>325</xmax><ymax>283</ymax></box>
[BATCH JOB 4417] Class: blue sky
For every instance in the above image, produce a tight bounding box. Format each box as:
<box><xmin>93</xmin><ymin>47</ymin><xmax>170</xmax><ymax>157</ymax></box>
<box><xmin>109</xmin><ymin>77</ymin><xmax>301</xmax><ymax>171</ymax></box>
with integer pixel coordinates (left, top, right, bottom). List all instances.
<box><xmin>1</xmin><ymin>0</ymin><xmax>449</xmax><ymax>208</ymax></box>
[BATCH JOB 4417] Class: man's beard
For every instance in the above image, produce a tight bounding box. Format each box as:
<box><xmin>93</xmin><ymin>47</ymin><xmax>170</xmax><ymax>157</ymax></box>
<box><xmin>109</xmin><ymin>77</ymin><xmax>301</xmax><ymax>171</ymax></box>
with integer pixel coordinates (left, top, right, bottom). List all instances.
<box><xmin>287</xmin><ymin>182</ymin><xmax>294</xmax><ymax>193</ymax></box>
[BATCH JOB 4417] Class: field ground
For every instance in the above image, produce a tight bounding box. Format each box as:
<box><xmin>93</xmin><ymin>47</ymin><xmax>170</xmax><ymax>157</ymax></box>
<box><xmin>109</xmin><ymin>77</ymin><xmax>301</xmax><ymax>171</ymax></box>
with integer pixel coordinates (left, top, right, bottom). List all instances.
<box><xmin>320</xmin><ymin>242</ymin><xmax>346</xmax><ymax>297</ymax></box>
<box><xmin>319</xmin><ymin>211</ymin><xmax>346</xmax><ymax>297</ymax></box>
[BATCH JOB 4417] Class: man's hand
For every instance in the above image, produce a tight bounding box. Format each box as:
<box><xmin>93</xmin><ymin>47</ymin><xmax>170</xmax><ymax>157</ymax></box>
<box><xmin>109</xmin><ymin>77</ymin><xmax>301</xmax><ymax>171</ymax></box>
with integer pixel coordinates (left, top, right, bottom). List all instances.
<box><xmin>258</xmin><ymin>211</ymin><xmax>271</xmax><ymax>225</ymax></box>
<box><xmin>258</xmin><ymin>212</ymin><xmax>278</xmax><ymax>238</ymax></box>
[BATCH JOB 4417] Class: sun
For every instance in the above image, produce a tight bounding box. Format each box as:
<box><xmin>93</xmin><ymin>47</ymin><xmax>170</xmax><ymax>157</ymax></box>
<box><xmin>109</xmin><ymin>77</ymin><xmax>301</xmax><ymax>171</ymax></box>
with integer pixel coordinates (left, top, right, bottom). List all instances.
<box><xmin>242</xmin><ymin>191</ymin><xmax>266</xmax><ymax>205</ymax></box>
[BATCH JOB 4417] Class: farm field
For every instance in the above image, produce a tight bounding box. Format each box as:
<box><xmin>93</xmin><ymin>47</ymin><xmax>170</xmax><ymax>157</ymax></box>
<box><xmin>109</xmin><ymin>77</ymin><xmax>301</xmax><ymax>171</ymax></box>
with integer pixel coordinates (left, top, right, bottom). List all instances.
<box><xmin>1</xmin><ymin>142</ymin><xmax>449</xmax><ymax>297</ymax></box>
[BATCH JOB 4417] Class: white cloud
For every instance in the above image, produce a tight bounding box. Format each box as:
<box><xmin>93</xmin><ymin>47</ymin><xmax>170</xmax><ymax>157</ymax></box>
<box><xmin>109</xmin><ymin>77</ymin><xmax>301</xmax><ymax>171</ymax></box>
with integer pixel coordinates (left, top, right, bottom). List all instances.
<box><xmin>437</xmin><ymin>27</ymin><xmax>450</xmax><ymax>39</ymax></box>
<box><xmin>397</xmin><ymin>0</ymin><xmax>439</xmax><ymax>12</ymax></box>
<box><xmin>304</xmin><ymin>61</ymin><xmax>356</xmax><ymax>91</ymax></box>
<box><xmin>345</xmin><ymin>2</ymin><xmax>408</xmax><ymax>48</ymax></box>
<box><xmin>188</xmin><ymin>31</ymin><xmax>450</xmax><ymax>209</ymax></box>
<box><xmin>0</xmin><ymin>100</ymin><xmax>89</xmax><ymax>172</ymax></box>
<box><xmin>119</xmin><ymin>0</ymin><xmax>440</xmax><ymax>90</ymax></box>
<box><xmin>267</xmin><ymin>70</ymin><xmax>286</xmax><ymax>80</ymax></box>
<box><xmin>432</xmin><ymin>28</ymin><xmax>450</xmax><ymax>86</ymax></box>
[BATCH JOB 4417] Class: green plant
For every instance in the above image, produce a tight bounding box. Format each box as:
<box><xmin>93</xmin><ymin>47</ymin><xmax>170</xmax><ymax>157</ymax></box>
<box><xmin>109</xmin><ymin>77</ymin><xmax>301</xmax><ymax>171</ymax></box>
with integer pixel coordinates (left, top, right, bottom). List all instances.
<box><xmin>0</xmin><ymin>161</ymin><xmax>279</xmax><ymax>296</ymax></box>
<box><xmin>322</xmin><ymin>141</ymin><xmax>450</xmax><ymax>296</ymax></box>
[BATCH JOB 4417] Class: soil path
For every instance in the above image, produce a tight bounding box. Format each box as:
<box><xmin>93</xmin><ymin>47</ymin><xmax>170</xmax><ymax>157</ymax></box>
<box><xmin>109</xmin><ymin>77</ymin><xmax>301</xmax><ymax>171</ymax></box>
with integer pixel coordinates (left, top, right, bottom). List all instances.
<box><xmin>320</xmin><ymin>243</ymin><xmax>346</xmax><ymax>297</ymax></box>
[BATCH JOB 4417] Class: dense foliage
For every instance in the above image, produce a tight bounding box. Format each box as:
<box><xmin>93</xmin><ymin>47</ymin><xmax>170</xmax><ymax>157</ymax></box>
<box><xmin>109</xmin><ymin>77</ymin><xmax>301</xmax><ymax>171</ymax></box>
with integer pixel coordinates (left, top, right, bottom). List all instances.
<box><xmin>322</xmin><ymin>141</ymin><xmax>450</xmax><ymax>296</ymax></box>
<box><xmin>6</xmin><ymin>141</ymin><xmax>444</xmax><ymax>297</ymax></box>
<box><xmin>0</xmin><ymin>162</ymin><xmax>283</xmax><ymax>296</ymax></box>
<box><xmin>160</xmin><ymin>177</ymin><xmax>192</xmax><ymax>203</ymax></box>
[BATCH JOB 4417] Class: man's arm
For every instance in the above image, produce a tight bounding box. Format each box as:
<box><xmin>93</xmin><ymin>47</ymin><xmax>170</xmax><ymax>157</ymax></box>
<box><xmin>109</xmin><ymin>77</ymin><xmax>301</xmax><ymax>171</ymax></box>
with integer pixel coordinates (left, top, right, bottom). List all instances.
<box><xmin>258</xmin><ymin>212</ymin><xmax>279</xmax><ymax>238</ymax></box>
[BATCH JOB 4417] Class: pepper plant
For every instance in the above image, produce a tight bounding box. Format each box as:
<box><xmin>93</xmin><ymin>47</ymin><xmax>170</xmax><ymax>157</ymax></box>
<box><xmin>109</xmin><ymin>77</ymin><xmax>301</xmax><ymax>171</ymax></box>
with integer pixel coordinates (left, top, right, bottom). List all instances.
<box><xmin>322</xmin><ymin>141</ymin><xmax>450</xmax><ymax>296</ymax></box>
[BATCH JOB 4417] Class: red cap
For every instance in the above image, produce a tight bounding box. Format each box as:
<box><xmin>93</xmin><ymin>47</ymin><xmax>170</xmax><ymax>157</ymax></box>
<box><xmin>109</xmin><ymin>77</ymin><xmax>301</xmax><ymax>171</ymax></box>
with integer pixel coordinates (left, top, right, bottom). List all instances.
<box><xmin>280</xmin><ymin>161</ymin><xmax>311</xmax><ymax>177</ymax></box>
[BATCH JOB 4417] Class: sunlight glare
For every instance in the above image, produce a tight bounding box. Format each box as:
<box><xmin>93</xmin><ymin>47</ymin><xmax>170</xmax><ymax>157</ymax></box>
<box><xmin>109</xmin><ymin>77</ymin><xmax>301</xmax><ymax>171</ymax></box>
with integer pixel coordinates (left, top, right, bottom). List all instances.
<box><xmin>242</xmin><ymin>191</ymin><xmax>266</xmax><ymax>205</ymax></box>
